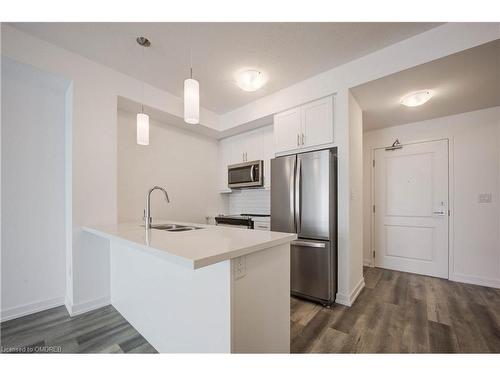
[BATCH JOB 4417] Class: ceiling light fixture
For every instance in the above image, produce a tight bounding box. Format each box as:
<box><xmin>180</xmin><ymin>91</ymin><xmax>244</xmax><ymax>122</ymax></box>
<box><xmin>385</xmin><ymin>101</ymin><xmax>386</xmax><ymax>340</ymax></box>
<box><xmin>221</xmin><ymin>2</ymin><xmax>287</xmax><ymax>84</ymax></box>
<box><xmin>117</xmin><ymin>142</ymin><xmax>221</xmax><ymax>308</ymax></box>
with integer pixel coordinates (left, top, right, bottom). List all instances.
<box><xmin>136</xmin><ymin>36</ymin><xmax>151</xmax><ymax>145</ymax></box>
<box><xmin>184</xmin><ymin>27</ymin><xmax>199</xmax><ymax>125</ymax></box>
<box><xmin>400</xmin><ymin>90</ymin><xmax>433</xmax><ymax>107</ymax></box>
<box><xmin>236</xmin><ymin>69</ymin><xmax>266</xmax><ymax>92</ymax></box>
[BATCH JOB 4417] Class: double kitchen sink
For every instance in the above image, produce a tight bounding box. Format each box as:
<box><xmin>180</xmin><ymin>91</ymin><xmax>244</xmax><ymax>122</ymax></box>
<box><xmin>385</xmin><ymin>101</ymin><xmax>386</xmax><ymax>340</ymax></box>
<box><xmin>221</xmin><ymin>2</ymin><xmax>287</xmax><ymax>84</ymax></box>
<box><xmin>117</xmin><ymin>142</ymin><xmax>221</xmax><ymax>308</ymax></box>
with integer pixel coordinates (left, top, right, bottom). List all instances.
<box><xmin>145</xmin><ymin>223</ymin><xmax>204</xmax><ymax>232</ymax></box>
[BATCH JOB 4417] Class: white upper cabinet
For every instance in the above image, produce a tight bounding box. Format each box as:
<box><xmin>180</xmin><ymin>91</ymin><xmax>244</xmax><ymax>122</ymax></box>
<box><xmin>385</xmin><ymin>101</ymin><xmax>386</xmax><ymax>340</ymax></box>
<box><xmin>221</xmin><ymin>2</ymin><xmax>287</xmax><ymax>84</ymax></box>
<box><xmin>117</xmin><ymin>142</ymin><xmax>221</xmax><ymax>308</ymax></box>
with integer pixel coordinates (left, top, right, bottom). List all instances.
<box><xmin>273</xmin><ymin>107</ymin><xmax>301</xmax><ymax>153</ymax></box>
<box><xmin>261</xmin><ymin>125</ymin><xmax>274</xmax><ymax>188</ymax></box>
<box><xmin>228</xmin><ymin>133</ymin><xmax>245</xmax><ymax>165</ymax></box>
<box><xmin>217</xmin><ymin>137</ymin><xmax>232</xmax><ymax>192</ymax></box>
<box><xmin>301</xmin><ymin>96</ymin><xmax>333</xmax><ymax>148</ymax></box>
<box><xmin>273</xmin><ymin>96</ymin><xmax>334</xmax><ymax>154</ymax></box>
<box><xmin>227</xmin><ymin>129</ymin><xmax>263</xmax><ymax>165</ymax></box>
<box><xmin>243</xmin><ymin>128</ymin><xmax>264</xmax><ymax>163</ymax></box>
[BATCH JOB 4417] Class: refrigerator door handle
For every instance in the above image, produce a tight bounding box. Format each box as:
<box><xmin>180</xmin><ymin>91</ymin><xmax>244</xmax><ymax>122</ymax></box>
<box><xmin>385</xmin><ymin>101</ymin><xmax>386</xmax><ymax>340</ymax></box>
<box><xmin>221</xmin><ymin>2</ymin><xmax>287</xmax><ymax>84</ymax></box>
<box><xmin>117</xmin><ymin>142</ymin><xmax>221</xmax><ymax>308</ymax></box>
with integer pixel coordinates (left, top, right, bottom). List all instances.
<box><xmin>290</xmin><ymin>157</ymin><xmax>297</xmax><ymax>231</ymax></box>
<box><xmin>295</xmin><ymin>157</ymin><xmax>302</xmax><ymax>234</ymax></box>
<box><xmin>292</xmin><ymin>240</ymin><xmax>326</xmax><ymax>248</ymax></box>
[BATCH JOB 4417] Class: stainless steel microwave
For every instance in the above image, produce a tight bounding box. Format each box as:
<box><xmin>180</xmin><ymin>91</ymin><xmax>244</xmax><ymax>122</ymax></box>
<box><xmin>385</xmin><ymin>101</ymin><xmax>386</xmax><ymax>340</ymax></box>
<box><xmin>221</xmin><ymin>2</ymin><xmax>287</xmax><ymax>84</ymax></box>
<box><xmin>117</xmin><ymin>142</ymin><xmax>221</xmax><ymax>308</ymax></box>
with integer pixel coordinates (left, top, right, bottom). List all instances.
<box><xmin>228</xmin><ymin>160</ymin><xmax>264</xmax><ymax>189</ymax></box>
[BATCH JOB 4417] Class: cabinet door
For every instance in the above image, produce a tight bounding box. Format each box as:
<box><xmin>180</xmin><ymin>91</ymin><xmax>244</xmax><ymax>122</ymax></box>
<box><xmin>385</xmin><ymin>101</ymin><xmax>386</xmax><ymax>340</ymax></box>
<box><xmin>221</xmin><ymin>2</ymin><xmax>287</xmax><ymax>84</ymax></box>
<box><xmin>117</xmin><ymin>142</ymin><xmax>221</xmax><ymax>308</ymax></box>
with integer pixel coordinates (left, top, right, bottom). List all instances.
<box><xmin>261</xmin><ymin>125</ymin><xmax>274</xmax><ymax>188</ymax></box>
<box><xmin>273</xmin><ymin>107</ymin><xmax>301</xmax><ymax>154</ymax></box>
<box><xmin>244</xmin><ymin>128</ymin><xmax>264</xmax><ymax>162</ymax></box>
<box><xmin>218</xmin><ymin>138</ymin><xmax>232</xmax><ymax>191</ymax></box>
<box><xmin>228</xmin><ymin>133</ymin><xmax>246</xmax><ymax>165</ymax></box>
<box><xmin>301</xmin><ymin>96</ymin><xmax>333</xmax><ymax>148</ymax></box>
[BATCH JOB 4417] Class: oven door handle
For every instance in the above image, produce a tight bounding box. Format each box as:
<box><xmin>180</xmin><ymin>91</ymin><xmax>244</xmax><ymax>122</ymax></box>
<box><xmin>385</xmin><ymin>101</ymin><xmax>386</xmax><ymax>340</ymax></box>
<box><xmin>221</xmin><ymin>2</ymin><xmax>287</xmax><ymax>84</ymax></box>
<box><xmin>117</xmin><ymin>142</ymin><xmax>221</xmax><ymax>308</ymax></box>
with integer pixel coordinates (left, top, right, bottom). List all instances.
<box><xmin>249</xmin><ymin>165</ymin><xmax>255</xmax><ymax>182</ymax></box>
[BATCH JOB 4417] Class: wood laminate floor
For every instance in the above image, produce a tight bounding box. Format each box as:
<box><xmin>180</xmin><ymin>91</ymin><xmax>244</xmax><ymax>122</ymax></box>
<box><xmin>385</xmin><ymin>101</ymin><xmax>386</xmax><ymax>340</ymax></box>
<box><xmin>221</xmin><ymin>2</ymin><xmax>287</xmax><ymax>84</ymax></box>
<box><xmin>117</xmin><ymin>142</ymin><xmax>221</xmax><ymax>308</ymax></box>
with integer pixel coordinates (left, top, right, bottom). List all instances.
<box><xmin>2</xmin><ymin>267</ymin><xmax>499</xmax><ymax>353</ymax></box>
<box><xmin>291</xmin><ymin>267</ymin><xmax>500</xmax><ymax>353</ymax></box>
<box><xmin>0</xmin><ymin>305</ymin><xmax>156</xmax><ymax>353</ymax></box>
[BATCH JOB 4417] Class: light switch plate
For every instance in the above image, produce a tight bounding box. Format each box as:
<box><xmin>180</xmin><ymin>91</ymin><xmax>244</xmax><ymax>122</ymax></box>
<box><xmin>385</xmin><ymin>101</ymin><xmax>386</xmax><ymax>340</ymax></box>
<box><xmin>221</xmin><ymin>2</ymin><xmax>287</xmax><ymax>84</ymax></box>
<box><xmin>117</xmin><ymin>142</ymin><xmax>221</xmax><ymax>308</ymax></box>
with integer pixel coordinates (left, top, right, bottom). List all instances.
<box><xmin>478</xmin><ymin>193</ymin><xmax>492</xmax><ymax>203</ymax></box>
<box><xmin>234</xmin><ymin>256</ymin><xmax>246</xmax><ymax>280</ymax></box>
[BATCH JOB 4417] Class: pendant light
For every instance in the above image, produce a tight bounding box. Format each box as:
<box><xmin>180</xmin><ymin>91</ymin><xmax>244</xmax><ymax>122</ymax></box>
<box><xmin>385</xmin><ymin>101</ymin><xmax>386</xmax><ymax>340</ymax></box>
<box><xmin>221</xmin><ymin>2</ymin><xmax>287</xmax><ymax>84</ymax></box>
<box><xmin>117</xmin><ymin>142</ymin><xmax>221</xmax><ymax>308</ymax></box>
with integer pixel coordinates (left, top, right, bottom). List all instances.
<box><xmin>184</xmin><ymin>26</ymin><xmax>200</xmax><ymax>125</ymax></box>
<box><xmin>136</xmin><ymin>36</ymin><xmax>151</xmax><ymax>145</ymax></box>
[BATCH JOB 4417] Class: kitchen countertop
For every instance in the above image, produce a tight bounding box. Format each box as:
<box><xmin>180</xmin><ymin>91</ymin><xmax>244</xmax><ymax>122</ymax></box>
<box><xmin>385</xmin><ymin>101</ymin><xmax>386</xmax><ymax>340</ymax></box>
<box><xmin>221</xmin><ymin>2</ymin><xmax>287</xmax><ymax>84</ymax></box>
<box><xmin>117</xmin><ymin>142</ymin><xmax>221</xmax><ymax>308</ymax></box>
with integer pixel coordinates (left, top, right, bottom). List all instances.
<box><xmin>82</xmin><ymin>220</ymin><xmax>296</xmax><ymax>270</ymax></box>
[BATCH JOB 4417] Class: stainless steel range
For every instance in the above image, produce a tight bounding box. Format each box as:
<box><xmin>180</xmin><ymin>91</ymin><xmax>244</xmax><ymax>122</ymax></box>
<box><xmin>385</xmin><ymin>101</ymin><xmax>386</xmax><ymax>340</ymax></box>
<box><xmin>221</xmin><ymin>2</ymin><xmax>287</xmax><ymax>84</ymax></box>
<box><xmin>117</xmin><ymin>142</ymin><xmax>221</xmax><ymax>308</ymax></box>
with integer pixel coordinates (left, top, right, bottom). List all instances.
<box><xmin>215</xmin><ymin>213</ymin><xmax>270</xmax><ymax>230</ymax></box>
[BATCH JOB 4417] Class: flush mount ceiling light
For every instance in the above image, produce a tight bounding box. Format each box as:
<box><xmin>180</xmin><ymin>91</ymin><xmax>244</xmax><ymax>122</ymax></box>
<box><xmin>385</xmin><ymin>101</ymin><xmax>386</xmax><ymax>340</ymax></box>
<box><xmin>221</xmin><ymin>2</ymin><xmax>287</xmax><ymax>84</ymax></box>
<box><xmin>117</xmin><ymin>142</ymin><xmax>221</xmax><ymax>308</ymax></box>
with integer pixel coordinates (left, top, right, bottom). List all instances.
<box><xmin>400</xmin><ymin>90</ymin><xmax>433</xmax><ymax>107</ymax></box>
<box><xmin>136</xmin><ymin>36</ymin><xmax>151</xmax><ymax>145</ymax></box>
<box><xmin>236</xmin><ymin>69</ymin><xmax>266</xmax><ymax>92</ymax></box>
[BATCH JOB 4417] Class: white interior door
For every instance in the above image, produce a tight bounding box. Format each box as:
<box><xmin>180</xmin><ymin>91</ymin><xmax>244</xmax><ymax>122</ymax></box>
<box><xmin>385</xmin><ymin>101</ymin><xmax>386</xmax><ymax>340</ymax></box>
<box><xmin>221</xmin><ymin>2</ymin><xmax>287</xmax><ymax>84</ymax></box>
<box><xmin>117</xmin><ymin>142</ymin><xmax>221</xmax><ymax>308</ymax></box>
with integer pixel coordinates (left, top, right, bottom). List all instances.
<box><xmin>374</xmin><ymin>139</ymin><xmax>449</xmax><ymax>278</ymax></box>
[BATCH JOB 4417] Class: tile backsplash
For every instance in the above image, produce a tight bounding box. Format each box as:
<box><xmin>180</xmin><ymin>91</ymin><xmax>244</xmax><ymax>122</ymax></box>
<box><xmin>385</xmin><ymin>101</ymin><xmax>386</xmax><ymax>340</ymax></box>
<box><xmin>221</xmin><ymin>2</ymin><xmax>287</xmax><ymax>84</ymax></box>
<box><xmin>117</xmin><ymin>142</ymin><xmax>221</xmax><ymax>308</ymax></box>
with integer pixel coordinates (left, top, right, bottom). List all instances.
<box><xmin>227</xmin><ymin>189</ymin><xmax>270</xmax><ymax>215</ymax></box>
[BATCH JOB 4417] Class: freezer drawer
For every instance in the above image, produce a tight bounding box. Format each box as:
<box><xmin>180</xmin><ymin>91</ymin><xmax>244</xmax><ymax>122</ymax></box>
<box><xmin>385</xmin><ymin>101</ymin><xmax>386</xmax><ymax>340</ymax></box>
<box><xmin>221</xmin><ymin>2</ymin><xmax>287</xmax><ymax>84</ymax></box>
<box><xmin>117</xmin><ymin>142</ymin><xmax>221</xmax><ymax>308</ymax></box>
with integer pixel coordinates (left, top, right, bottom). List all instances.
<box><xmin>290</xmin><ymin>239</ymin><xmax>331</xmax><ymax>301</ymax></box>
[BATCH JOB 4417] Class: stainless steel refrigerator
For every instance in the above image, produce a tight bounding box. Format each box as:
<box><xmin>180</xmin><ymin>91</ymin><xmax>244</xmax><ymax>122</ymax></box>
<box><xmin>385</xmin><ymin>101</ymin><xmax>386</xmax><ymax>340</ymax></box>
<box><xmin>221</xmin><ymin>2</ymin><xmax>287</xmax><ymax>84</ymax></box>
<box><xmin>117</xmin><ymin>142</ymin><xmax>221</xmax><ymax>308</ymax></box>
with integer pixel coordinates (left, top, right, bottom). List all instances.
<box><xmin>271</xmin><ymin>148</ymin><xmax>337</xmax><ymax>306</ymax></box>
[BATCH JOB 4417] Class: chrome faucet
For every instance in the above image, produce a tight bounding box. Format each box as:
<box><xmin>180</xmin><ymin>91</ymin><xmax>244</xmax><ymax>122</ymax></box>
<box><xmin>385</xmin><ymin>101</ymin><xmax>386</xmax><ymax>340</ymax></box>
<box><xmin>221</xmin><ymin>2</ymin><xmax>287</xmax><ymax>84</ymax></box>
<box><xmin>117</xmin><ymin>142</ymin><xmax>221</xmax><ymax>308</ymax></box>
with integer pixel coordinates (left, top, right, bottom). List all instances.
<box><xmin>144</xmin><ymin>186</ymin><xmax>170</xmax><ymax>230</ymax></box>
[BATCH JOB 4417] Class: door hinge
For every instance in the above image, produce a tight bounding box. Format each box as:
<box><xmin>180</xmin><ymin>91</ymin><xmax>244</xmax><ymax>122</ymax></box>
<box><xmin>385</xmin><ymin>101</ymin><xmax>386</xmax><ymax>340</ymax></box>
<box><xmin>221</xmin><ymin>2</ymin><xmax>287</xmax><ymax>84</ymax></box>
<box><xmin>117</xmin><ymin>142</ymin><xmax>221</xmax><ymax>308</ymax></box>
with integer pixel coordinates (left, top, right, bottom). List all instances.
<box><xmin>372</xmin><ymin>159</ymin><xmax>375</xmax><ymax>167</ymax></box>
<box><xmin>372</xmin><ymin>205</ymin><xmax>376</xmax><ymax>213</ymax></box>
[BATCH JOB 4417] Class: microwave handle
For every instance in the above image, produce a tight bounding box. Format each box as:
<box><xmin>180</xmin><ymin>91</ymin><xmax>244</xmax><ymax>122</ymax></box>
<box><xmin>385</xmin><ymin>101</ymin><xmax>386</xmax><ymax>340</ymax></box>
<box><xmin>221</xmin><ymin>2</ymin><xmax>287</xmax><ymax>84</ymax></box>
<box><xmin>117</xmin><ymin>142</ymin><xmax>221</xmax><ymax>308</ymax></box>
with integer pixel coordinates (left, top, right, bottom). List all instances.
<box><xmin>249</xmin><ymin>165</ymin><xmax>255</xmax><ymax>181</ymax></box>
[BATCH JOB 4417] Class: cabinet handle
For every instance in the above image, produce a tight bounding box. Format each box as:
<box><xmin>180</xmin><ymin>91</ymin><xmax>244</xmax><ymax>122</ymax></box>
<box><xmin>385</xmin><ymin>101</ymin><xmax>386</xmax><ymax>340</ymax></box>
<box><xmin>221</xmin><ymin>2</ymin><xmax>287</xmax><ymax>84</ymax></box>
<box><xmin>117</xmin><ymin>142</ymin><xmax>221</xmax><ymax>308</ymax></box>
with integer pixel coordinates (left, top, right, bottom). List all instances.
<box><xmin>301</xmin><ymin>133</ymin><xmax>305</xmax><ymax>145</ymax></box>
<box><xmin>297</xmin><ymin>134</ymin><xmax>300</xmax><ymax>147</ymax></box>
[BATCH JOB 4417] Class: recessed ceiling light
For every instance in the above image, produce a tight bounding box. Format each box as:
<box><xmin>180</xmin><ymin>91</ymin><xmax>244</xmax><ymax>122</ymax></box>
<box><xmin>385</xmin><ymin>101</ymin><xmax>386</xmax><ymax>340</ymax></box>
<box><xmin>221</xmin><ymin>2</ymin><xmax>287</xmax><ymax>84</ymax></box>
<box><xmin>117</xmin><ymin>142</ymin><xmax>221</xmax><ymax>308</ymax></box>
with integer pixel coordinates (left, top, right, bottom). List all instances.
<box><xmin>400</xmin><ymin>90</ymin><xmax>433</xmax><ymax>107</ymax></box>
<box><xmin>236</xmin><ymin>69</ymin><xmax>266</xmax><ymax>92</ymax></box>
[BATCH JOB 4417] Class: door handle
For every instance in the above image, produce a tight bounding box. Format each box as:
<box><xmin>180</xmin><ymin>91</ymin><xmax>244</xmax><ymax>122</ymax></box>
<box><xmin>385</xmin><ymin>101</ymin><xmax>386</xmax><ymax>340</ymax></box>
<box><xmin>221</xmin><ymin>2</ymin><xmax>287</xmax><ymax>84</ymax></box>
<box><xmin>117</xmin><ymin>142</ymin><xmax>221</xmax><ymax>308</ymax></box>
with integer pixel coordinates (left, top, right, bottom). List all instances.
<box><xmin>249</xmin><ymin>165</ymin><xmax>255</xmax><ymax>181</ymax></box>
<box><xmin>295</xmin><ymin>158</ymin><xmax>301</xmax><ymax>234</ymax></box>
<box><xmin>301</xmin><ymin>133</ymin><xmax>305</xmax><ymax>145</ymax></box>
<box><xmin>290</xmin><ymin>157</ymin><xmax>297</xmax><ymax>232</ymax></box>
<box><xmin>433</xmin><ymin>211</ymin><xmax>446</xmax><ymax>215</ymax></box>
<box><xmin>292</xmin><ymin>240</ymin><xmax>326</xmax><ymax>248</ymax></box>
<box><xmin>297</xmin><ymin>134</ymin><xmax>300</xmax><ymax>147</ymax></box>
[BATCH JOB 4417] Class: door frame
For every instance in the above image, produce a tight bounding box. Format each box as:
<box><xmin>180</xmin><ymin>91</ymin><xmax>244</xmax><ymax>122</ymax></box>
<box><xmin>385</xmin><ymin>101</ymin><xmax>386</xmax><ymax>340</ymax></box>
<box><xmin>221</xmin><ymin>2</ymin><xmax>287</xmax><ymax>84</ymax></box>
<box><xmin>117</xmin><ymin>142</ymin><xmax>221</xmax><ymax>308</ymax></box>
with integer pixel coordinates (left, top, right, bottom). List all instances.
<box><xmin>369</xmin><ymin>137</ymin><xmax>454</xmax><ymax>280</ymax></box>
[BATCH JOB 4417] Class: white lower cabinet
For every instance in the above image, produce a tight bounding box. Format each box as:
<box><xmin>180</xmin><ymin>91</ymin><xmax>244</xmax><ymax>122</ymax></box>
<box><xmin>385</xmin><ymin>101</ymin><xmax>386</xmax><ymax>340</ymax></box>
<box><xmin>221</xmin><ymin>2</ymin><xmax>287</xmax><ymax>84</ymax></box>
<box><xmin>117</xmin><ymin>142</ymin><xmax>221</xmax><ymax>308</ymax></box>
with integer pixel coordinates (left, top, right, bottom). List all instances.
<box><xmin>253</xmin><ymin>220</ymin><xmax>271</xmax><ymax>231</ymax></box>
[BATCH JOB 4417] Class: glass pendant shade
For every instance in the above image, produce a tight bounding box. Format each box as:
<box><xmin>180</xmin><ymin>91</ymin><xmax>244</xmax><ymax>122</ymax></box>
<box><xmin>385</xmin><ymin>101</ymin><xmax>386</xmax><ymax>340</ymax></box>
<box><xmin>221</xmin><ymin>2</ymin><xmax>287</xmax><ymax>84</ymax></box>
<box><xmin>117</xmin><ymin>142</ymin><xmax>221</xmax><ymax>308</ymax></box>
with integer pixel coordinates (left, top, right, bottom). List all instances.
<box><xmin>136</xmin><ymin>113</ymin><xmax>149</xmax><ymax>145</ymax></box>
<box><xmin>184</xmin><ymin>78</ymin><xmax>200</xmax><ymax>124</ymax></box>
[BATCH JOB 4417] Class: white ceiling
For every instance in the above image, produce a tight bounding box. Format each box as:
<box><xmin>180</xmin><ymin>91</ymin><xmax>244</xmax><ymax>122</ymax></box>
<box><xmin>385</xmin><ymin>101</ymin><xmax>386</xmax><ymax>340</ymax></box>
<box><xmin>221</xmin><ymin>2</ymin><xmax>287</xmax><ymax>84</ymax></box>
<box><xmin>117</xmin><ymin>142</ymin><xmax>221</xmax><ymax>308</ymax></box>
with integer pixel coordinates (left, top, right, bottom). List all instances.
<box><xmin>10</xmin><ymin>22</ymin><xmax>441</xmax><ymax>114</ymax></box>
<box><xmin>351</xmin><ymin>39</ymin><xmax>500</xmax><ymax>131</ymax></box>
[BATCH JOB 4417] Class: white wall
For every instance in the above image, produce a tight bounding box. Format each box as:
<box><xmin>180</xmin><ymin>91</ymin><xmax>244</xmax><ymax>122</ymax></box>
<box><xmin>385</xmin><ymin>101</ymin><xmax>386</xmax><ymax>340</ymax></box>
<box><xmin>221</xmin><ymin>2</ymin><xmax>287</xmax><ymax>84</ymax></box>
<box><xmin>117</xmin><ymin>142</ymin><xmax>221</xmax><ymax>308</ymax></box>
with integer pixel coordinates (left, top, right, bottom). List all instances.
<box><xmin>117</xmin><ymin>110</ymin><xmax>223</xmax><ymax>224</ymax></box>
<box><xmin>345</xmin><ymin>92</ymin><xmax>364</xmax><ymax>305</ymax></box>
<box><xmin>1</xmin><ymin>25</ymin><xmax>221</xmax><ymax>314</ymax></box>
<box><xmin>363</xmin><ymin>106</ymin><xmax>500</xmax><ymax>288</ymax></box>
<box><xmin>226</xmin><ymin>190</ymin><xmax>270</xmax><ymax>216</ymax></box>
<box><xmin>1</xmin><ymin>58</ymin><xmax>69</xmax><ymax>320</ymax></box>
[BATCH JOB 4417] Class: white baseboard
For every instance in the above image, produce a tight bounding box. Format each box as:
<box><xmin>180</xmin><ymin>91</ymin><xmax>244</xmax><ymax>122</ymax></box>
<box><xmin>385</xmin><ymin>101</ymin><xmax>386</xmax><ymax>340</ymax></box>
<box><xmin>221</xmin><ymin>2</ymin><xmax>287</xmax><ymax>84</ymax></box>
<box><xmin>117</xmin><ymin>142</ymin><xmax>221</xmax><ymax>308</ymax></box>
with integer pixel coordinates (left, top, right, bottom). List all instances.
<box><xmin>450</xmin><ymin>273</ymin><xmax>500</xmax><ymax>289</ymax></box>
<box><xmin>335</xmin><ymin>293</ymin><xmax>350</xmax><ymax>306</ymax></box>
<box><xmin>0</xmin><ymin>297</ymin><xmax>65</xmax><ymax>322</ymax></box>
<box><xmin>363</xmin><ymin>258</ymin><xmax>373</xmax><ymax>267</ymax></box>
<box><xmin>335</xmin><ymin>277</ymin><xmax>365</xmax><ymax>307</ymax></box>
<box><xmin>67</xmin><ymin>296</ymin><xmax>111</xmax><ymax>317</ymax></box>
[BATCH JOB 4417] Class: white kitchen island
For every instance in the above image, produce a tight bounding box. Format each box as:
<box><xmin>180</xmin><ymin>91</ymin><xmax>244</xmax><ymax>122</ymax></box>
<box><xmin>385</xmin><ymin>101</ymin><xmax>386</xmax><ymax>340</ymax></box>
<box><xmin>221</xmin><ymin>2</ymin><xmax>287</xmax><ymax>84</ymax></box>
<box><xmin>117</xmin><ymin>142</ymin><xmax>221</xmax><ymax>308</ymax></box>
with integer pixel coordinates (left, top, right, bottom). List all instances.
<box><xmin>82</xmin><ymin>221</ymin><xmax>296</xmax><ymax>353</ymax></box>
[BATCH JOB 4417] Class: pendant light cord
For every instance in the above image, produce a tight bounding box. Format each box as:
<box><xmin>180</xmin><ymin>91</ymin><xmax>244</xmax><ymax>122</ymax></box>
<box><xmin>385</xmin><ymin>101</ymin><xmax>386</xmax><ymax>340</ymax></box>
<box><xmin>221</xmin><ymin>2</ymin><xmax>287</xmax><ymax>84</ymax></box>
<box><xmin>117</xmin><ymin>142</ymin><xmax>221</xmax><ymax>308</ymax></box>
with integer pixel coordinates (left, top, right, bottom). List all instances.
<box><xmin>189</xmin><ymin>23</ymin><xmax>193</xmax><ymax>79</ymax></box>
<box><xmin>141</xmin><ymin>42</ymin><xmax>145</xmax><ymax>114</ymax></box>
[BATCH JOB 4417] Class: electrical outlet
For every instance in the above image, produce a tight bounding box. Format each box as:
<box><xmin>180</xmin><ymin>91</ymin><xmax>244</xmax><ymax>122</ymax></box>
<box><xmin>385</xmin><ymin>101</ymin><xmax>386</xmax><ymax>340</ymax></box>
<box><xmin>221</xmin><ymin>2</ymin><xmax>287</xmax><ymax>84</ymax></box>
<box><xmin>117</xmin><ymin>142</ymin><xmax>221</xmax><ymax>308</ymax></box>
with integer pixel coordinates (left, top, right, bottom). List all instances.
<box><xmin>234</xmin><ymin>256</ymin><xmax>246</xmax><ymax>280</ymax></box>
<box><xmin>478</xmin><ymin>193</ymin><xmax>492</xmax><ymax>203</ymax></box>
